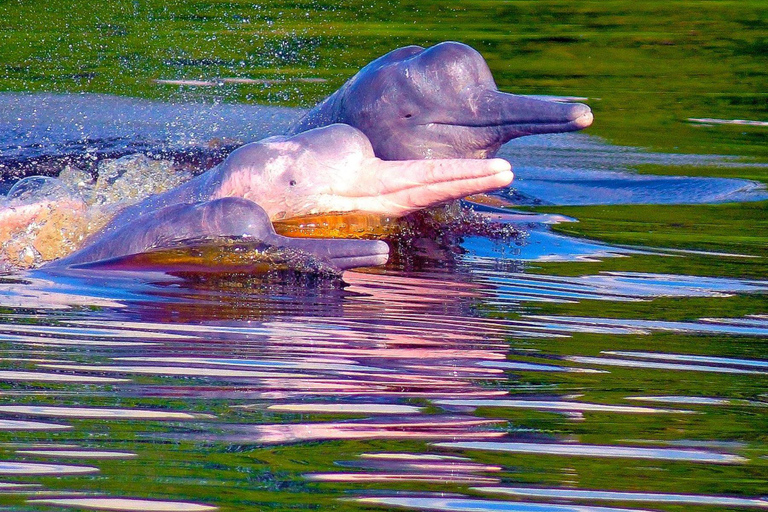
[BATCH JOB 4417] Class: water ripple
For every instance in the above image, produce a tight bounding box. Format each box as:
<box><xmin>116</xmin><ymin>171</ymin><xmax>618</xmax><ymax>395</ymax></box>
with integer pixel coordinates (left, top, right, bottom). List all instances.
<box><xmin>0</xmin><ymin>262</ymin><xmax>765</xmax><ymax>510</ymax></box>
<box><xmin>434</xmin><ymin>441</ymin><xmax>747</xmax><ymax>463</ymax></box>
<box><xmin>473</xmin><ymin>486</ymin><xmax>768</xmax><ymax>508</ymax></box>
<box><xmin>0</xmin><ymin>405</ymin><xmax>211</xmax><ymax>420</ymax></box>
<box><xmin>268</xmin><ymin>403</ymin><xmax>423</xmax><ymax>414</ymax></box>
<box><xmin>565</xmin><ymin>356</ymin><xmax>767</xmax><ymax>374</ymax></box>
<box><xmin>626</xmin><ymin>396</ymin><xmax>765</xmax><ymax>406</ymax></box>
<box><xmin>527</xmin><ymin>315</ymin><xmax>768</xmax><ymax>337</ymax></box>
<box><xmin>16</xmin><ymin>449</ymin><xmax>137</xmax><ymax>458</ymax></box>
<box><xmin>27</xmin><ymin>498</ymin><xmax>218</xmax><ymax>512</ymax></box>
<box><xmin>206</xmin><ymin>416</ymin><xmax>506</xmax><ymax>444</ymax></box>
<box><xmin>354</xmin><ymin>495</ymin><xmax>654</xmax><ymax>512</ymax></box>
<box><xmin>0</xmin><ymin>419</ymin><xmax>72</xmax><ymax>430</ymax></box>
<box><xmin>0</xmin><ymin>370</ymin><xmax>129</xmax><ymax>383</ymax></box>
<box><xmin>604</xmin><ymin>351</ymin><xmax>768</xmax><ymax>369</ymax></box>
<box><xmin>434</xmin><ymin>399</ymin><xmax>690</xmax><ymax>414</ymax></box>
<box><xmin>0</xmin><ymin>482</ymin><xmax>42</xmax><ymax>491</ymax></box>
<box><xmin>0</xmin><ymin>461</ymin><xmax>99</xmax><ymax>475</ymax></box>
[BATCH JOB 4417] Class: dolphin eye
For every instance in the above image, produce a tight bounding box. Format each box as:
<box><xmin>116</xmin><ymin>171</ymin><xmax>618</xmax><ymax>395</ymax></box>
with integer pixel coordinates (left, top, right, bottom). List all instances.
<box><xmin>404</xmin><ymin>113</ymin><xmax>413</xmax><ymax>119</ymax></box>
<box><xmin>289</xmin><ymin>179</ymin><xmax>297</xmax><ymax>187</ymax></box>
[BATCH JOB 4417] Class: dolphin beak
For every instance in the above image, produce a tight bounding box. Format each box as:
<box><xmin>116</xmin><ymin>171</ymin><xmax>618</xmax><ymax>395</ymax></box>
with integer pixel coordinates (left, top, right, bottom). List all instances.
<box><xmin>67</xmin><ymin>237</ymin><xmax>390</xmax><ymax>273</ymax></box>
<box><xmin>475</xmin><ymin>90</ymin><xmax>593</xmax><ymax>137</ymax></box>
<box><xmin>348</xmin><ymin>157</ymin><xmax>514</xmax><ymax>217</ymax></box>
<box><xmin>268</xmin><ymin>235</ymin><xmax>390</xmax><ymax>270</ymax></box>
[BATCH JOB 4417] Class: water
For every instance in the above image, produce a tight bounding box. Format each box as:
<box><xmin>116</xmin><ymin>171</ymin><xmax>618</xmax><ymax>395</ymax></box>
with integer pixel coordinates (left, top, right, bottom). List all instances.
<box><xmin>0</xmin><ymin>234</ymin><xmax>765</xmax><ymax>511</ymax></box>
<box><xmin>0</xmin><ymin>99</ymin><xmax>766</xmax><ymax>512</ymax></box>
<box><xmin>0</xmin><ymin>93</ymin><xmax>301</xmax><ymax>182</ymax></box>
<box><xmin>1</xmin><ymin>1</ymin><xmax>767</xmax><ymax>510</ymax></box>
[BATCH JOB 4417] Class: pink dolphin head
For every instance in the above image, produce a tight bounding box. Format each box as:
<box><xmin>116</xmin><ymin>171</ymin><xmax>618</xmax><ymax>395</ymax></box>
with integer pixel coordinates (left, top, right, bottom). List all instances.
<box><xmin>214</xmin><ymin>124</ymin><xmax>513</xmax><ymax>220</ymax></box>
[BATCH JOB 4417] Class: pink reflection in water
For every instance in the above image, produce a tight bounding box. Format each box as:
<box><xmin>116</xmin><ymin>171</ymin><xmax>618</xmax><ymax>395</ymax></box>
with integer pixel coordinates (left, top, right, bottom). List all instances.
<box><xmin>213</xmin><ymin>416</ymin><xmax>505</xmax><ymax>444</ymax></box>
<box><xmin>307</xmin><ymin>473</ymin><xmax>501</xmax><ymax>484</ymax></box>
<box><xmin>28</xmin><ymin>497</ymin><xmax>217</xmax><ymax>512</ymax></box>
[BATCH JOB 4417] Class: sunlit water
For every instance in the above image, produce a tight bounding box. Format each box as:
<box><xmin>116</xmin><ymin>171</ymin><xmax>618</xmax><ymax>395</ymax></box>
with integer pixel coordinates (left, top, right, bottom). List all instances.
<box><xmin>0</xmin><ymin>94</ymin><xmax>767</xmax><ymax>511</ymax></box>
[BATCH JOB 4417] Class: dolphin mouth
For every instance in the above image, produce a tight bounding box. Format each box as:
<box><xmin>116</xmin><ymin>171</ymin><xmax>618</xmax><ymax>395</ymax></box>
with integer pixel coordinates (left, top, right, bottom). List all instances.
<box><xmin>327</xmin><ymin>251</ymin><xmax>390</xmax><ymax>270</ymax></box>
<box><xmin>428</xmin><ymin>93</ymin><xmax>593</xmax><ymax>137</ymax></box>
<box><xmin>494</xmin><ymin>113</ymin><xmax>593</xmax><ymax>135</ymax></box>
<box><xmin>65</xmin><ymin>238</ymin><xmax>390</xmax><ymax>273</ymax></box>
<box><xmin>571</xmin><ymin>110</ymin><xmax>594</xmax><ymax>129</ymax></box>
<box><xmin>521</xmin><ymin>107</ymin><xmax>594</xmax><ymax>132</ymax></box>
<box><xmin>357</xmin><ymin>157</ymin><xmax>514</xmax><ymax>217</ymax></box>
<box><xmin>272</xmin><ymin>237</ymin><xmax>390</xmax><ymax>270</ymax></box>
<box><xmin>430</xmin><ymin>108</ymin><xmax>593</xmax><ymax>134</ymax></box>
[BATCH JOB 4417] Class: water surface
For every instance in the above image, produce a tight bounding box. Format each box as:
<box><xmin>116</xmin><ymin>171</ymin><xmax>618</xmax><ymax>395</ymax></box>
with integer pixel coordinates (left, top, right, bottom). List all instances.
<box><xmin>0</xmin><ymin>233</ymin><xmax>765</xmax><ymax>511</ymax></box>
<box><xmin>1</xmin><ymin>1</ymin><xmax>767</xmax><ymax>510</ymax></box>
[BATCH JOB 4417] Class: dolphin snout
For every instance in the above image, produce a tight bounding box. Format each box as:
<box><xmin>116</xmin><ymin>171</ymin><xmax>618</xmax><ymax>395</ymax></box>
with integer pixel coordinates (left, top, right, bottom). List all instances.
<box><xmin>568</xmin><ymin>103</ymin><xmax>594</xmax><ymax>129</ymax></box>
<box><xmin>275</xmin><ymin>236</ymin><xmax>390</xmax><ymax>270</ymax></box>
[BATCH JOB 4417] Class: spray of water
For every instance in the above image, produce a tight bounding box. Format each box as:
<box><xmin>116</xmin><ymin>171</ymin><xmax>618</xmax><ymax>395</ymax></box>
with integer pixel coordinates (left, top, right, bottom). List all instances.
<box><xmin>1</xmin><ymin>154</ymin><xmax>193</xmax><ymax>270</ymax></box>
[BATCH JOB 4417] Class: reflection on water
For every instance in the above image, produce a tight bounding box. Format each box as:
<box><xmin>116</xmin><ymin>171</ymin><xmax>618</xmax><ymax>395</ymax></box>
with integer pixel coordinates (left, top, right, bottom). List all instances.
<box><xmin>0</xmin><ymin>419</ymin><xmax>71</xmax><ymax>431</ymax></box>
<box><xmin>307</xmin><ymin>451</ymin><xmax>503</xmax><ymax>485</ymax></box>
<box><xmin>15</xmin><ymin>450</ymin><xmax>136</xmax><ymax>459</ymax></box>
<box><xmin>474</xmin><ymin>486</ymin><xmax>768</xmax><ymax>508</ymax></box>
<box><xmin>0</xmin><ymin>405</ymin><xmax>212</xmax><ymax>420</ymax></box>
<box><xmin>496</xmin><ymin>134</ymin><xmax>768</xmax><ymax>205</ymax></box>
<box><xmin>433</xmin><ymin>399</ymin><xmax>689</xmax><ymax>414</ymax></box>
<box><xmin>564</xmin><ymin>355</ymin><xmax>767</xmax><ymax>374</ymax></box>
<box><xmin>0</xmin><ymin>253</ymin><xmax>765</xmax><ymax>511</ymax></box>
<box><xmin>353</xmin><ymin>495</ymin><xmax>656</xmax><ymax>512</ymax></box>
<box><xmin>433</xmin><ymin>441</ymin><xmax>747</xmax><ymax>464</ymax></box>
<box><xmin>0</xmin><ymin>461</ymin><xmax>99</xmax><ymax>475</ymax></box>
<box><xmin>28</xmin><ymin>498</ymin><xmax>219</xmax><ymax>512</ymax></box>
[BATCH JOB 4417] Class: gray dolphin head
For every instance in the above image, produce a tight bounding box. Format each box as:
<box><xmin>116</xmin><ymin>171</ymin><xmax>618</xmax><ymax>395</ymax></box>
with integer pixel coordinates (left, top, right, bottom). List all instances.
<box><xmin>49</xmin><ymin>198</ymin><xmax>390</xmax><ymax>272</ymax></box>
<box><xmin>291</xmin><ymin>41</ymin><xmax>593</xmax><ymax>160</ymax></box>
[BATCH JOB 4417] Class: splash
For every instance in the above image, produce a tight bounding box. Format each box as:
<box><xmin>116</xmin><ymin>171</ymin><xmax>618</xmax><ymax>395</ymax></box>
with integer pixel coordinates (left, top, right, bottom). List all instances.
<box><xmin>0</xmin><ymin>176</ymin><xmax>91</xmax><ymax>267</ymax></box>
<box><xmin>1</xmin><ymin>154</ymin><xmax>194</xmax><ymax>270</ymax></box>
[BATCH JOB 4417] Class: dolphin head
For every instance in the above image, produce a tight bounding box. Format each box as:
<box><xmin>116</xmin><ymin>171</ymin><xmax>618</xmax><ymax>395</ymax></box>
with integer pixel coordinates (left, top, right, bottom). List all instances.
<box><xmin>292</xmin><ymin>41</ymin><xmax>593</xmax><ymax>160</ymax></box>
<box><xmin>51</xmin><ymin>197</ymin><xmax>390</xmax><ymax>272</ymax></box>
<box><xmin>214</xmin><ymin>124</ymin><xmax>514</xmax><ymax>220</ymax></box>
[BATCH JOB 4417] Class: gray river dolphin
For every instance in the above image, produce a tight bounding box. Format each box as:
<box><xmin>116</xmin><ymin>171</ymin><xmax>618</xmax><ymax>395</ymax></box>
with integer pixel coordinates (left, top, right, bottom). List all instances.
<box><xmin>50</xmin><ymin>197</ymin><xmax>390</xmax><ymax>271</ymax></box>
<box><xmin>291</xmin><ymin>41</ymin><xmax>593</xmax><ymax>160</ymax></box>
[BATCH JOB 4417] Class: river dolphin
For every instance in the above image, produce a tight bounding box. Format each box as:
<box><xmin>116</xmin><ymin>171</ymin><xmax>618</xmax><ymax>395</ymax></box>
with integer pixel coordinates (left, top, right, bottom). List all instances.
<box><xmin>98</xmin><ymin>123</ymin><xmax>512</xmax><ymax>227</ymax></box>
<box><xmin>42</xmin><ymin>124</ymin><xmax>511</xmax><ymax>269</ymax></box>
<box><xmin>50</xmin><ymin>197</ymin><xmax>390</xmax><ymax>271</ymax></box>
<box><xmin>291</xmin><ymin>41</ymin><xmax>593</xmax><ymax>160</ymax></box>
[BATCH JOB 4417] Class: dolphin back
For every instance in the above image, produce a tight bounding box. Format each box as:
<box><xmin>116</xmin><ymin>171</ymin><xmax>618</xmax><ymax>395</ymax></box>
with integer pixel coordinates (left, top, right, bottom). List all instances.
<box><xmin>49</xmin><ymin>198</ymin><xmax>273</xmax><ymax>268</ymax></box>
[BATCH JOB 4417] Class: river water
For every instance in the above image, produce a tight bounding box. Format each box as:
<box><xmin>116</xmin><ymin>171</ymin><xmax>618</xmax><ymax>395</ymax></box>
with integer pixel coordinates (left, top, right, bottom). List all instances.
<box><xmin>0</xmin><ymin>91</ymin><xmax>766</xmax><ymax>511</ymax></box>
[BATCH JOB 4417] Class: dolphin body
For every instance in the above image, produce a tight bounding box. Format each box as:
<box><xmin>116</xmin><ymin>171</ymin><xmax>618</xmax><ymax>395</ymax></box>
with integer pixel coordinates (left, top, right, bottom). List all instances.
<box><xmin>291</xmin><ymin>42</ymin><xmax>593</xmax><ymax>160</ymax></box>
<box><xmin>83</xmin><ymin>124</ymin><xmax>512</xmax><ymax>227</ymax></box>
<box><xmin>29</xmin><ymin>42</ymin><xmax>571</xmax><ymax>272</ymax></box>
<box><xmin>50</xmin><ymin>197</ymin><xmax>390</xmax><ymax>272</ymax></box>
<box><xmin>45</xmin><ymin>124</ymin><xmax>512</xmax><ymax>270</ymax></box>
